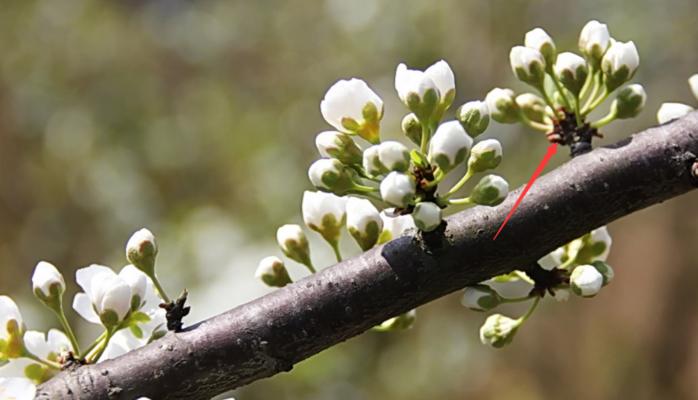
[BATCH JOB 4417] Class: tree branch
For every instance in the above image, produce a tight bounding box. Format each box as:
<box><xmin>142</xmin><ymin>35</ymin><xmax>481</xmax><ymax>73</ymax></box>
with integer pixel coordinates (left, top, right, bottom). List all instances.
<box><xmin>37</xmin><ymin>113</ymin><xmax>698</xmax><ymax>399</ymax></box>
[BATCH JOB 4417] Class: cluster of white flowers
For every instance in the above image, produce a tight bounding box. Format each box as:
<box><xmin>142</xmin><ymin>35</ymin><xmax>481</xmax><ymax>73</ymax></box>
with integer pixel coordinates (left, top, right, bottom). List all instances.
<box><xmin>656</xmin><ymin>74</ymin><xmax>698</xmax><ymax>124</ymax></box>
<box><xmin>0</xmin><ymin>229</ymin><xmax>170</xmax><ymax>397</ymax></box>
<box><xmin>490</xmin><ymin>20</ymin><xmax>644</xmax><ymax>154</ymax></box>
<box><xmin>260</xmin><ymin>59</ymin><xmax>513</xmax><ymax>331</ymax></box>
<box><xmin>463</xmin><ymin>226</ymin><xmax>614</xmax><ymax>348</ymax></box>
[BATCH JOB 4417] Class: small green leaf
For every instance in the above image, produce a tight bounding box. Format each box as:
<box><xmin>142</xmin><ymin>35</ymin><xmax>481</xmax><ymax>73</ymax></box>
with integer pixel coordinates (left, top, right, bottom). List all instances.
<box><xmin>129</xmin><ymin>324</ymin><xmax>144</xmax><ymax>339</ymax></box>
<box><xmin>129</xmin><ymin>311</ymin><xmax>151</xmax><ymax>324</ymax></box>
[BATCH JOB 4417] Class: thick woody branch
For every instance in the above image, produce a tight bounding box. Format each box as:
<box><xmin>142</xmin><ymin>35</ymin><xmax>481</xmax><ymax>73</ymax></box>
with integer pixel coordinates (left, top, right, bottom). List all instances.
<box><xmin>38</xmin><ymin>113</ymin><xmax>698</xmax><ymax>399</ymax></box>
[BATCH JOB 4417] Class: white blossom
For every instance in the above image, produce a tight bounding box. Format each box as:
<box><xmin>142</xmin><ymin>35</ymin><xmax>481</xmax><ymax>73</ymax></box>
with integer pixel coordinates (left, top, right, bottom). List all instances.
<box><xmin>428</xmin><ymin>121</ymin><xmax>472</xmax><ymax>172</ymax></box>
<box><xmin>579</xmin><ymin>20</ymin><xmax>610</xmax><ymax>61</ymax></box>
<box><xmin>22</xmin><ymin>329</ymin><xmax>70</xmax><ymax>362</ymax></box>
<box><xmin>461</xmin><ymin>285</ymin><xmax>502</xmax><ymax>311</ymax></box>
<box><xmin>471</xmin><ymin>175</ymin><xmax>509</xmax><ymax>206</ymax></box>
<box><xmin>554</xmin><ymin>52</ymin><xmax>588</xmax><ymax>94</ymax></box>
<box><xmin>126</xmin><ymin>228</ymin><xmax>158</xmax><ymax>276</ymax></box>
<box><xmin>377</xmin><ymin>141</ymin><xmax>410</xmax><ymax>172</ymax></box>
<box><xmin>394</xmin><ymin>62</ymin><xmax>442</xmax><ymax>119</ymax></box>
<box><xmin>479</xmin><ymin>314</ymin><xmax>520</xmax><ymax>348</ymax></box>
<box><xmin>524</xmin><ymin>27</ymin><xmax>556</xmax><ymax>64</ymax></box>
<box><xmin>320</xmin><ymin>78</ymin><xmax>383</xmax><ymax>142</ymax></box>
<box><xmin>379</xmin><ymin>172</ymin><xmax>416</xmax><ymax>208</ymax></box>
<box><xmin>346</xmin><ymin>197</ymin><xmax>382</xmax><ymax>250</ymax></box>
<box><xmin>509</xmin><ymin>46</ymin><xmax>546</xmax><ymax>86</ymax></box>
<box><xmin>468</xmin><ymin>139</ymin><xmax>502</xmax><ymax>173</ymax></box>
<box><xmin>412</xmin><ymin>202</ymin><xmax>442</xmax><ymax>232</ymax></box>
<box><xmin>485</xmin><ymin>88</ymin><xmax>519</xmax><ymax>123</ymax></box>
<box><xmin>314</xmin><ymin>130</ymin><xmax>362</xmax><ymax>165</ymax></box>
<box><xmin>302</xmin><ymin>191</ymin><xmax>347</xmax><ymax>244</ymax></box>
<box><xmin>570</xmin><ymin>264</ymin><xmax>604</xmax><ymax>297</ymax></box>
<box><xmin>602</xmin><ymin>40</ymin><xmax>639</xmax><ymax>90</ymax></box>
<box><xmin>537</xmin><ymin>247</ymin><xmax>566</xmax><ymax>271</ymax></box>
<box><xmin>0</xmin><ymin>377</ymin><xmax>36</xmax><ymax>400</ymax></box>
<box><xmin>307</xmin><ymin>158</ymin><xmax>354</xmax><ymax>194</ymax></box>
<box><xmin>456</xmin><ymin>100</ymin><xmax>490</xmax><ymax>136</ymax></box>
<box><xmin>73</xmin><ymin>265</ymin><xmax>136</xmax><ymax>327</ymax></box>
<box><xmin>611</xmin><ymin>84</ymin><xmax>646</xmax><ymax>119</ymax></box>
<box><xmin>255</xmin><ymin>256</ymin><xmax>292</xmax><ymax>288</ymax></box>
<box><xmin>657</xmin><ymin>102</ymin><xmax>694</xmax><ymax>124</ymax></box>
<box><xmin>0</xmin><ymin>296</ymin><xmax>24</xmax><ymax>359</ymax></box>
<box><xmin>379</xmin><ymin>209</ymin><xmax>416</xmax><ymax>242</ymax></box>
<box><xmin>276</xmin><ymin>224</ymin><xmax>312</xmax><ymax>268</ymax></box>
<box><xmin>31</xmin><ymin>261</ymin><xmax>65</xmax><ymax>302</ymax></box>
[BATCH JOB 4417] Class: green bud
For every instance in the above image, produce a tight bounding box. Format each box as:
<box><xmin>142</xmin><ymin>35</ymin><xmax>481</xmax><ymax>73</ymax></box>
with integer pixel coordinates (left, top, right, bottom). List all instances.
<box><xmin>374</xmin><ymin>309</ymin><xmax>417</xmax><ymax>332</ymax></box>
<box><xmin>456</xmin><ymin>100</ymin><xmax>490</xmax><ymax>137</ymax></box>
<box><xmin>255</xmin><ymin>256</ymin><xmax>292</xmax><ymax>288</ymax></box>
<box><xmin>468</xmin><ymin>139</ymin><xmax>503</xmax><ymax>173</ymax></box>
<box><xmin>315</xmin><ymin>131</ymin><xmax>363</xmax><ymax>165</ymax></box>
<box><xmin>611</xmin><ymin>84</ymin><xmax>646</xmax><ymax>119</ymax></box>
<box><xmin>479</xmin><ymin>314</ymin><xmax>520</xmax><ymax>348</ymax></box>
<box><xmin>401</xmin><ymin>113</ymin><xmax>422</xmax><ymax>145</ymax></box>
<box><xmin>126</xmin><ymin>228</ymin><xmax>158</xmax><ymax>277</ymax></box>
<box><xmin>276</xmin><ymin>224</ymin><xmax>312</xmax><ymax>268</ymax></box>
<box><xmin>485</xmin><ymin>88</ymin><xmax>520</xmax><ymax>124</ymax></box>
<box><xmin>308</xmin><ymin>158</ymin><xmax>357</xmax><ymax>195</ymax></box>
<box><xmin>461</xmin><ymin>285</ymin><xmax>503</xmax><ymax>311</ymax></box>
<box><xmin>470</xmin><ymin>175</ymin><xmax>509</xmax><ymax>206</ymax></box>
<box><xmin>590</xmin><ymin>260</ymin><xmax>614</xmax><ymax>286</ymax></box>
<box><xmin>516</xmin><ymin>93</ymin><xmax>548</xmax><ymax>123</ymax></box>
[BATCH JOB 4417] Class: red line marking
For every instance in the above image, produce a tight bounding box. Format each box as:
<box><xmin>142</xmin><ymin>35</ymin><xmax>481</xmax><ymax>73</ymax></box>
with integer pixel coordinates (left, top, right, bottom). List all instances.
<box><xmin>493</xmin><ymin>143</ymin><xmax>558</xmax><ymax>240</ymax></box>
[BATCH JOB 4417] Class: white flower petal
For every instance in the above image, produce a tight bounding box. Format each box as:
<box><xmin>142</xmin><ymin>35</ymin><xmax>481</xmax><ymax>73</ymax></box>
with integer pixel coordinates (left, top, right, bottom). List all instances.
<box><xmin>75</xmin><ymin>264</ymin><xmax>115</xmax><ymax>300</ymax></box>
<box><xmin>72</xmin><ymin>292</ymin><xmax>101</xmax><ymax>324</ymax></box>
<box><xmin>0</xmin><ymin>377</ymin><xmax>36</xmax><ymax>400</ymax></box>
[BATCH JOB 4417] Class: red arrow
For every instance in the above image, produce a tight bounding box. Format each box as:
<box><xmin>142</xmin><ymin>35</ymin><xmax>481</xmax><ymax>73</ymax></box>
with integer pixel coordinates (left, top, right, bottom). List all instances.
<box><xmin>493</xmin><ymin>143</ymin><xmax>558</xmax><ymax>240</ymax></box>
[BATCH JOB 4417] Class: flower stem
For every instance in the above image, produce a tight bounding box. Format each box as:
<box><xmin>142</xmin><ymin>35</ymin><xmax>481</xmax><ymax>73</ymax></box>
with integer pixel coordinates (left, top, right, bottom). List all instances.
<box><xmin>550</xmin><ymin>72</ymin><xmax>573</xmax><ymax>111</ymax></box>
<box><xmin>52</xmin><ymin>301</ymin><xmax>81</xmax><ymax>356</ymax></box>
<box><xmin>86</xmin><ymin>328</ymin><xmax>115</xmax><ymax>364</ymax></box>
<box><xmin>591</xmin><ymin>109</ymin><xmax>617</xmax><ymax>128</ymax></box>
<box><xmin>24</xmin><ymin>352</ymin><xmax>61</xmax><ymax>370</ymax></box>
<box><xmin>330</xmin><ymin>241</ymin><xmax>342</xmax><ymax>262</ymax></box>
<box><xmin>518</xmin><ymin>296</ymin><xmax>541</xmax><ymax>323</ymax></box>
<box><xmin>80</xmin><ymin>331</ymin><xmax>107</xmax><ymax>359</ymax></box>
<box><xmin>419</xmin><ymin>124</ymin><xmax>430</xmax><ymax>155</ymax></box>
<box><xmin>448</xmin><ymin>197</ymin><xmax>474</xmax><ymax>206</ymax></box>
<box><xmin>579</xmin><ymin>64</ymin><xmax>595</xmax><ymax>102</ymax></box>
<box><xmin>444</xmin><ymin>169</ymin><xmax>474</xmax><ymax>198</ymax></box>
<box><xmin>150</xmin><ymin>274</ymin><xmax>171</xmax><ymax>304</ymax></box>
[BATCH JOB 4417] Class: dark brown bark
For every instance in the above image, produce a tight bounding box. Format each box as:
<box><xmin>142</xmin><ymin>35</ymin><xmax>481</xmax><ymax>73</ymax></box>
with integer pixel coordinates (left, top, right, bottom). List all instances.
<box><xmin>37</xmin><ymin>113</ymin><xmax>698</xmax><ymax>399</ymax></box>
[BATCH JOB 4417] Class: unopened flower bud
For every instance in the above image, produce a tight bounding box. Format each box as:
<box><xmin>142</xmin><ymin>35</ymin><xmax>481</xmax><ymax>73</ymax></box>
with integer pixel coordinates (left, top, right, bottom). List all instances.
<box><xmin>461</xmin><ymin>285</ymin><xmax>503</xmax><ymax>311</ymax></box>
<box><xmin>537</xmin><ymin>247</ymin><xmax>566</xmax><ymax>271</ymax></box>
<box><xmin>689</xmin><ymin>74</ymin><xmax>698</xmax><ymax>101</ymax></box>
<box><xmin>401</xmin><ymin>113</ymin><xmax>422</xmax><ymax>145</ymax></box>
<box><xmin>601</xmin><ymin>40</ymin><xmax>639</xmax><ymax>91</ymax></box>
<box><xmin>346</xmin><ymin>197</ymin><xmax>382</xmax><ymax>251</ymax></box>
<box><xmin>591</xmin><ymin>260</ymin><xmax>614</xmax><ymax>286</ymax></box>
<box><xmin>276</xmin><ymin>224</ymin><xmax>312</xmax><ymax>268</ymax></box>
<box><xmin>256</xmin><ymin>256</ymin><xmax>292</xmax><ymax>288</ymax></box>
<box><xmin>509</xmin><ymin>46</ymin><xmax>546</xmax><ymax>87</ymax></box>
<box><xmin>570</xmin><ymin>264</ymin><xmax>604</xmax><ymax>297</ymax></box>
<box><xmin>0</xmin><ymin>296</ymin><xmax>25</xmax><ymax>359</ymax></box>
<box><xmin>320</xmin><ymin>78</ymin><xmax>383</xmax><ymax>144</ymax></box>
<box><xmin>579</xmin><ymin>20</ymin><xmax>610</xmax><ymax>64</ymax></box>
<box><xmin>302</xmin><ymin>191</ymin><xmax>346</xmax><ymax>246</ymax></box>
<box><xmin>315</xmin><ymin>131</ymin><xmax>363</xmax><ymax>165</ymax></box>
<box><xmin>568</xmin><ymin>226</ymin><xmax>612</xmax><ymax>264</ymax></box>
<box><xmin>525</xmin><ymin>27</ymin><xmax>556</xmax><ymax>66</ymax></box>
<box><xmin>479</xmin><ymin>313</ymin><xmax>520</xmax><ymax>348</ymax></box>
<box><xmin>31</xmin><ymin>261</ymin><xmax>65</xmax><ymax>310</ymax></box>
<box><xmin>126</xmin><ymin>228</ymin><xmax>158</xmax><ymax>277</ymax></box>
<box><xmin>395</xmin><ymin>63</ymin><xmax>441</xmax><ymax>121</ymax></box>
<box><xmin>657</xmin><ymin>102</ymin><xmax>694</xmax><ymax>124</ymax></box>
<box><xmin>374</xmin><ymin>309</ymin><xmax>417</xmax><ymax>332</ymax></box>
<box><xmin>516</xmin><ymin>93</ymin><xmax>548</xmax><ymax>123</ymax></box>
<box><xmin>412</xmin><ymin>202</ymin><xmax>442</xmax><ymax>232</ymax></box>
<box><xmin>378</xmin><ymin>209</ymin><xmax>416</xmax><ymax>243</ymax></box>
<box><xmin>611</xmin><ymin>84</ymin><xmax>646</xmax><ymax>119</ymax></box>
<box><xmin>425</xmin><ymin>60</ymin><xmax>456</xmax><ymax>109</ymax></box>
<box><xmin>554</xmin><ymin>52</ymin><xmax>588</xmax><ymax>95</ymax></box>
<box><xmin>378</xmin><ymin>141</ymin><xmax>410</xmax><ymax>172</ymax></box>
<box><xmin>471</xmin><ymin>175</ymin><xmax>509</xmax><ymax>206</ymax></box>
<box><xmin>308</xmin><ymin>158</ymin><xmax>355</xmax><ymax>195</ymax></box>
<box><xmin>456</xmin><ymin>100</ymin><xmax>490</xmax><ymax>137</ymax></box>
<box><xmin>380</xmin><ymin>172</ymin><xmax>416</xmax><ymax>208</ymax></box>
<box><xmin>428</xmin><ymin>121</ymin><xmax>472</xmax><ymax>172</ymax></box>
<box><xmin>485</xmin><ymin>88</ymin><xmax>520</xmax><ymax>124</ymax></box>
<box><xmin>468</xmin><ymin>139</ymin><xmax>502</xmax><ymax>173</ymax></box>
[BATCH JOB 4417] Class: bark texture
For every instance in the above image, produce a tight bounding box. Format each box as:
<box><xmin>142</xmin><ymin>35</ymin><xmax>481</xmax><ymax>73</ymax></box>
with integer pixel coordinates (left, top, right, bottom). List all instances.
<box><xmin>38</xmin><ymin>113</ymin><xmax>698</xmax><ymax>399</ymax></box>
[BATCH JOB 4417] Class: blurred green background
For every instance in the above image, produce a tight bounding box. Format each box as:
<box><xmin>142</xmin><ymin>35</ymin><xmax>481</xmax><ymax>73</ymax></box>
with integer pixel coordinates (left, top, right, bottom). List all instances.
<box><xmin>1</xmin><ymin>0</ymin><xmax>697</xmax><ymax>399</ymax></box>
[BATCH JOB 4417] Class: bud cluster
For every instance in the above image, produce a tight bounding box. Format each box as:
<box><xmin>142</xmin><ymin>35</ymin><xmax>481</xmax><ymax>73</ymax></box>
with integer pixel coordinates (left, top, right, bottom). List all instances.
<box><xmin>463</xmin><ymin>226</ymin><xmax>616</xmax><ymax>348</ymax></box>
<box><xmin>259</xmin><ymin>60</ymin><xmax>514</xmax><ymax>332</ymax></box>
<box><xmin>0</xmin><ymin>228</ymin><xmax>172</xmax><ymax>392</ymax></box>
<box><xmin>490</xmin><ymin>20</ymin><xmax>644</xmax><ymax>155</ymax></box>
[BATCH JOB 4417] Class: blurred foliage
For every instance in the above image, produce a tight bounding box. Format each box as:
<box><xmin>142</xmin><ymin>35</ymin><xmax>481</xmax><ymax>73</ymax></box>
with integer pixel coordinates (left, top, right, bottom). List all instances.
<box><xmin>0</xmin><ymin>0</ymin><xmax>697</xmax><ymax>399</ymax></box>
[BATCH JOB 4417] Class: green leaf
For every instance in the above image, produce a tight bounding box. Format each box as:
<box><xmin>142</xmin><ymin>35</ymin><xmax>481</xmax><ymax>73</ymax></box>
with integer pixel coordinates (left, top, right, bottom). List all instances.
<box><xmin>129</xmin><ymin>324</ymin><xmax>144</xmax><ymax>339</ymax></box>
<box><xmin>129</xmin><ymin>311</ymin><xmax>151</xmax><ymax>324</ymax></box>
